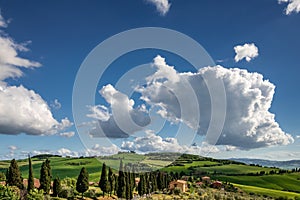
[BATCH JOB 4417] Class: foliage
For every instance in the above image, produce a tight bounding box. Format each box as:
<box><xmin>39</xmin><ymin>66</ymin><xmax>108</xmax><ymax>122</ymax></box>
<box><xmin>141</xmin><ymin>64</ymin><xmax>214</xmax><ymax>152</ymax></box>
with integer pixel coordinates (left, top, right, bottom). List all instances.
<box><xmin>99</xmin><ymin>162</ymin><xmax>108</xmax><ymax>196</ymax></box>
<box><xmin>117</xmin><ymin>159</ymin><xmax>125</xmax><ymax>198</ymax></box>
<box><xmin>0</xmin><ymin>172</ymin><xmax>5</xmax><ymax>181</ymax></box>
<box><xmin>53</xmin><ymin>177</ymin><xmax>62</xmax><ymax>197</ymax></box>
<box><xmin>61</xmin><ymin>177</ymin><xmax>77</xmax><ymax>188</ymax></box>
<box><xmin>76</xmin><ymin>167</ymin><xmax>89</xmax><ymax>198</ymax></box>
<box><xmin>27</xmin><ymin>188</ymin><xmax>44</xmax><ymax>200</ymax></box>
<box><xmin>6</xmin><ymin>159</ymin><xmax>23</xmax><ymax>189</ymax></box>
<box><xmin>27</xmin><ymin>155</ymin><xmax>34</xmax><ymax>192</ymax></box>
<box><xmin>108</xmin><ymin>166</ymin><xmax>115</xmax><ymax>196</ymax></box>
<box><xmin>0</xmin><ymin>185</ymin><xmax>20</xmax><ymax>200</ymax></box>
<box><xmin>58</xmin><ymin>187</ymin><xmax>75</xmax><ymax>199</ymax></box>
<box><xmin>39</xmin><ymin>159</ymin><xmax>52</xmax><ymax>194</ymax></box>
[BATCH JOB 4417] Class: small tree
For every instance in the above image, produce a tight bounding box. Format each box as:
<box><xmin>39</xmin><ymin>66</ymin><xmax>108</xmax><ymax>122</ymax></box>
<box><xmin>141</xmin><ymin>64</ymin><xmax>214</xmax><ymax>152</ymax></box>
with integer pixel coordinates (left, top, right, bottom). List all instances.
<box><xmin>99</xmin><ymin>163</ymin><xmax>108</xmax><ymax>196</ymax></box>
<box><xmin>27</xmin><ymin>155</ymin><xmax>34</xmax><ymax>192</ymax></box>
<box><xmin>117</xmin><ymin>160</ymin><xmax>125</xmax><ymax>198</ymax></box>
<box><xmin>53</xmin><ymin>177</ymin><xmax>62</xmax><ymax>197</ymax></box>
<box><xmin>39</xmin><ymin>159</ymin><xmax>51</xmax><ymax>194</ymax></box>
<box><xmin>108</xmin><ymin>167</ymin><xmax>115</xmax><ymax>196</ymax></box>
<box><xmin>7</xmin><ymin>159</ymin><xmax>23</xmax><ymax>189</ymax></box>
<box><xmin>76</xmin><ymin>167</ymin><xmax>89</xmax><ymax>199</ymax></box>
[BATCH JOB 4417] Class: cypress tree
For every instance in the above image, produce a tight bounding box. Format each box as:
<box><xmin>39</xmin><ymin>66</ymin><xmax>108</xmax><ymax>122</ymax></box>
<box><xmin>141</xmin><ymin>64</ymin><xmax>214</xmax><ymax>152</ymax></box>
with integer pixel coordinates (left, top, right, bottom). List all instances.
<box><xmin>53</xmin><ymin>177</ymin><xmax>62</xmax><ymax>197</ymax></box>
<box><xmin>99</xmin><ymin>163</ymin><xmax>108</xmax><ymax>196</ymax></box>
<box><xmin>108</xmin><ymin>167</ymin><xmax>114</xmax><ymax>196</ymax></box>
<box><xmin>27</xmin><ymin>155</ymin><xmax>34</xmax><ymax>192</ymax></box>
<box><xmin>117</xmin><ymin>160</ymin><xmax>125</xmax><ymax>198</ymax></box>
<box><xmin>137</xmin><ymin>174</ymin><xmax>142</xmax><ymax>196</ymax></box>
<box><xmin>7</xmin><ymin>159</ymin><xmax>23</xmax><ymax>189</ymax></box>
<box><xmin>76</xmin><ymin>167</ymin><xmax>89</xmax><ymax>198</ymax></box>
<box><xmin>114</xmin><ymin>174</ymin><xmax>118</xmax><ymax>195</ymax></box>
<box><xmin>39</xmin><ymin>159</ymin><xmax>51</xmax><ymax>194</ymax></box>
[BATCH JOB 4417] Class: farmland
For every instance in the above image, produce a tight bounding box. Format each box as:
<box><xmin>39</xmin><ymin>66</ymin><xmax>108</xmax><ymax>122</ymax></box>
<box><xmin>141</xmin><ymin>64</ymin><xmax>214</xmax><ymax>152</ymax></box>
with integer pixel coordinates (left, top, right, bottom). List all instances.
<box><xmin>1</xmin><ymin>152</ymin><xmax>300</xmax><ymax>199</ymax></box>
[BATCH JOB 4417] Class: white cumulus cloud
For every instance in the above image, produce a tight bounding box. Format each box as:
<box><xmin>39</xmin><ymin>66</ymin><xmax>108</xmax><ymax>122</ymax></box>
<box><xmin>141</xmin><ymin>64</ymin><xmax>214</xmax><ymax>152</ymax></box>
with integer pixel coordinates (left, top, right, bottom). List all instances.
<box><xmin>0</xmin><ymin>11</ymin><xmax>72</xmax><ymax>136</ymax></box>
<box><xmin>137</xmin><ymin>55</ymin><xmax>293</xmax><ymax>150</ymax></box>
<box><xmin>279</xmin><ymin>0</ymin><xmax>300</xmax><ymax>15</ymax></box>
<box><xmin>87</xmin><ymin>84</ymin><xmax>150</xmax><ymax>138</ymax></box>
<box><xmin>234</xmin><ymin>43</ymin><xmax>259</xmax><ymax>62</ymax></box>
<box><xmin>146</xmin><ymin>0</ymin><xmax>171</xmax><ymax>16</ymax></box>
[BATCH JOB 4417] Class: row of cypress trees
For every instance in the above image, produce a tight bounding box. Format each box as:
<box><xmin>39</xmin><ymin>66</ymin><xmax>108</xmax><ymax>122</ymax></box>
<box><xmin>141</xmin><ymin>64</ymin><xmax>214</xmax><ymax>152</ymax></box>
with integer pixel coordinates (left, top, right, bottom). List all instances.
<box><xmin>5</xmin><ymin>156</ymin><xmax>172</xmax><ymax>199</ymax></box>
<box><xmin>98</xmin><ymin>159</ymin><xmax>171</xmax><ymax>199</ymax></box>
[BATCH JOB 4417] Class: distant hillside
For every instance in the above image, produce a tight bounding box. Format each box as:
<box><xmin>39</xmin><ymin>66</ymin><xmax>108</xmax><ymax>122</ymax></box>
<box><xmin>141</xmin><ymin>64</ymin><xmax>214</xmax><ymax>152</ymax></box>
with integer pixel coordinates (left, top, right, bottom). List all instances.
<box><xmin>230</xmin><ymin>158</ymin><xmax>300</xmax><ymax>169</ymax></box>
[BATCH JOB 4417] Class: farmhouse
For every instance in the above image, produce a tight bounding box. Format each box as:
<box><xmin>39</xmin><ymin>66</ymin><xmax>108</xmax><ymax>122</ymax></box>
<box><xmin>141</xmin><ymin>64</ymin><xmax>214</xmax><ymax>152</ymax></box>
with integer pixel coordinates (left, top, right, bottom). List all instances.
<box><xmin>22</xmin><ymin>178</ymin><xmax>41</xmax><ymax>188</ymax></box>
<box><xmin>201</xmin><ymin>176</ymin><xmax>211</xmax><ymax>184</ymax></box>
<box><xmin>169</xmin><ymin>180</ymin><xmax>188</xmax><ymax>192</ymax></box>
<box><xmin>212</xmin><ymin>181</ymin><xmax>222</xmax><ymax>188</ymax></box>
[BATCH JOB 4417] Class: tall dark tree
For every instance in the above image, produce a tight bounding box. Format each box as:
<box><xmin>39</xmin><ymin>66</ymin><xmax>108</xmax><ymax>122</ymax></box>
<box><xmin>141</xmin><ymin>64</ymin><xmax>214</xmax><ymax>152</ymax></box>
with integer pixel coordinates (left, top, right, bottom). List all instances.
<box><xmin>99</xmin><ymin>163</ymin><xmax>108</xmax><ymax>196</ymax></box>
<box><xmin>39</xmin><ymin>159</ymin><xmax>51</xmax><ymax>194</ymax></box>
<box><xmin>27</xmin><ymin>155</ymin><xmax>34</xmax><ymax>192</ymax></box>
<box><xmin>108</xmin><ymin>167</ymin><xmax>114</xmax><ymax>196</ymax></box>
<box><xmin>76</xmin><ymin>167</ymin><xmax>89</xmax><ymax>199</ymax></box>
<box><xmin>137</xmin><ymin>173</ymin><xmax>145</xmax><ymax>196</ymax></box>
<box><xmin>53</xmin><ymin>177</ymin><xmax>62</xmax><ymax>197</ymax></box>
<box><xmin>117</xmin><ymin>159</ymin><xmax>125</xmax><ymax>198</ymax></box>
<box><xmin>125</xmin><ymin>169</ymin><xmax>133</xmax><ymax>200</ymax></box>
<box><xmin>7</xmin><ymin>159</ymin><xmax>23</xmax><ymax>189</ymax></box>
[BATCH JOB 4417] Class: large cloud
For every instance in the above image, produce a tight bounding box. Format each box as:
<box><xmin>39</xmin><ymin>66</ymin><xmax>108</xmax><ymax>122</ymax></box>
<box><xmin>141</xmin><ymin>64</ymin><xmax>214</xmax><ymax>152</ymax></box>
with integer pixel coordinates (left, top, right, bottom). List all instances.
<box><xmin>0</xmin><ymin>12</ymin><xmax>72</xmax><ymax>135</ymax></box>
<box><xmin>145</xmin><ymin>0</ymin><xmax>171</xmax><ymax>16</ymax></box>
<box><xmin>137</xmin><ymin>55</ymin><xmax>293</xmax><ymax>149</ymax></box>
<box><xmin>87</xmin><ymin>84</ymin><xmax>151</xmax><ymax>138</ymax></box>
<box><xmin>234</xmin><ymin>43</ymin><xmax>259</xmax><ymax>62</ymax></box>
<box><xmin>279</xmin><ymin>0</ymin><xmax>300</xmax><ymax>15</ymax></box>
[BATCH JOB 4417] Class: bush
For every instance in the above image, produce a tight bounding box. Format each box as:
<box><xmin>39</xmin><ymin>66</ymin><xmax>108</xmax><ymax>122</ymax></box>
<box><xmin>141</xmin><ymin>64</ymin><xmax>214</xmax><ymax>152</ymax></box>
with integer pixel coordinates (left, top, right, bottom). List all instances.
<box><xmin>27</xmin><ymin>189</ymin><xmax>44</xmax><ymax>200</ymax></box>
<box><xmin>0</xmin><ymin>185</ymin><xmax>20</xmax><ymax>200</ymax></box>
<box><xmin>61</xmin><ymin>177</ymin><xmax>76</xmax><ymax>188</ymax></box>
<box><xmin>173</xmin><ymin>187</ymin><xmax>181</xmax><ymax>195</ymax></box>
<box><xmin>59</xmin><ymin>187</ymin><xmax>75</xmax><ymax>199</ymax></box>
<box><xmin>84</xmin><ymin>189</ymin><xmax>97</xmax><ymax>199</ymax></box>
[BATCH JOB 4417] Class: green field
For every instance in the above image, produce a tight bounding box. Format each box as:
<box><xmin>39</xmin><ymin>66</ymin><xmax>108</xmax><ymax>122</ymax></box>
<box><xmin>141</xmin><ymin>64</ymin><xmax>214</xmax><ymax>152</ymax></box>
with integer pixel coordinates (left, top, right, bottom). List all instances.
<box><xmin>215</xmin><ymin>173</ymin><xmax>300</xmax><ymax>193</ymax></box>
<box><xmin>1</xmin><ymin>152</ymin><xmax>300</xmax><ymax>199</ymax></box>
<box><xmin>234</xmin><ymin>183</ymin><xmax>300</xmax><ymax>199</ymax></box>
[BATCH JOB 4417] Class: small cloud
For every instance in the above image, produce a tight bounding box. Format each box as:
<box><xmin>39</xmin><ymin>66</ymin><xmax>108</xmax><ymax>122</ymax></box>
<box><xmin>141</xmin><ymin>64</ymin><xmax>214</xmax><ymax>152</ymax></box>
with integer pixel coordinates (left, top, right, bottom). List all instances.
<box><xmin>278</xmin><ymin>0</ymin><xmax>300</xmax><ymax>15</ymax></box>
<box><xmin>145</xmin><ymin>0</ymin><xmax>171</xmax><ymax>16</ymax></box>
<box><xmin>0</xmin><ymin>11</ymin><xmax>7</xmax><ymax>28</ymax></box>
<box><xmin>50</xmin><ymin>99</ymin><xmax>61</xmax><ymax>110</ymax></box>
<box><xmin>225</xmin><ymin>145</ymin><xmax>237</xmax><ymax>151</ymax></box>
<box><xmin>296</xmin><ymin>135</ymin><xmax>300</xmax><ymax>139</ymax></box>
<box><xmin>234</xmin><ymin>43</ymin><xmax>259</xmax><ymax>62</ymax></box>
<box><xmin>9</xmin><ymin>145</ymin><xmax>17</xmax><ymax>151</ymax></box>
<box><xmin>59</xmin><ymin>131</ymin><xmax>75</xmax><ymax>138</ymax></box>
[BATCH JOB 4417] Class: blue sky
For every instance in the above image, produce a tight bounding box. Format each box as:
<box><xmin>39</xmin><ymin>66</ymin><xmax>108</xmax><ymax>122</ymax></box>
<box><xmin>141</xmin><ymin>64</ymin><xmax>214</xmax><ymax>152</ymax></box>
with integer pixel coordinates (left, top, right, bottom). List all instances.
<box><xmin>0</xmin><ymin>0</ymin><xmax>299</xmax><ymax>161</ymax></box>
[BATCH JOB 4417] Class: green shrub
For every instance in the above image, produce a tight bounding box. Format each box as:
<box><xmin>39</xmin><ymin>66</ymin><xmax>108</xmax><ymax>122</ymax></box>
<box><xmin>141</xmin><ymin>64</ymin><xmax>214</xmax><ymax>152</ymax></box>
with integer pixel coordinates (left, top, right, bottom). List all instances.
<box><xmin>27</xmin><ymin>189</ymin><xmax>44</xmax><ymax>200</ymax></box>
<box><xmin>84</xmin><ymin>189</ymin><xmax>97</xmax><ymax>199</ymax></box>
<box><xmin>59</xmin><ymin>187</ymin><xmax>75</xmax><ymax>199</ymax></box>
<box><xmin>174</xmin><ymin>187</ymin><xmax>181</xmax><ymax>195</ymax></box>
<box><xmin>0</xmin><ymin>185</ymin><xmax>20</xmax><ymax>200</ymax></box>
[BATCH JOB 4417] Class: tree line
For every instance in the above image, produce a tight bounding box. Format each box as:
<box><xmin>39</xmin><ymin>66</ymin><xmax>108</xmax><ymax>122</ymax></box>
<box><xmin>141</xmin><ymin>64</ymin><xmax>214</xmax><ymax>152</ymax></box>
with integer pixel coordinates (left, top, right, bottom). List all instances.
<box><xmin>3</xmin><ymin>156</ymin><xmax>173</xmax><ymax>199</ymax></box>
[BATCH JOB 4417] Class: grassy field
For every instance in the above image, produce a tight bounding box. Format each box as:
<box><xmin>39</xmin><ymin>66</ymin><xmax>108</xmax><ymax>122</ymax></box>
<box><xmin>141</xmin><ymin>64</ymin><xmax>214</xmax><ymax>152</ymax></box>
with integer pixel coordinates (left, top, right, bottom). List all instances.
<box><xmin>215</xmin><ymin>173</ymin><xmax>300</xmax><ymax>193</ymax></box>
<box><xmin>233</xmin><ymin>183</ymin><xmax>300</xmax><ymax>199</ymax></box>
<box><xmin>1</xmin><ymin>152</ymin><xmax>300</xmax><ymax>199</ymax></box>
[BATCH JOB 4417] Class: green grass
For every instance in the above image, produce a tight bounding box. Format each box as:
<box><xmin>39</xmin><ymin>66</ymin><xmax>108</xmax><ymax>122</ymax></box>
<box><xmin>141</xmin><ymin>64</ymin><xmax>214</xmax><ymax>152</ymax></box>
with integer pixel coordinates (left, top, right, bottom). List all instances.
<box><xmin>199</xmin><ymin>164</ymin><xmax>274</xmax><ymax>174</ymax></box>
<box><xmin>216</xmin><ymin>173</ymin><xmax>300</xmax><ymax>193</ymax></box>
<box><xmin>1</xmin><ymin>152</ymin><xmax>300</xmax><ymax>199</ymax></box>
<box><xmin>234</xmin><ymin>183</ymin><xmax>300</xmax><ymax>199</ymax></box>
